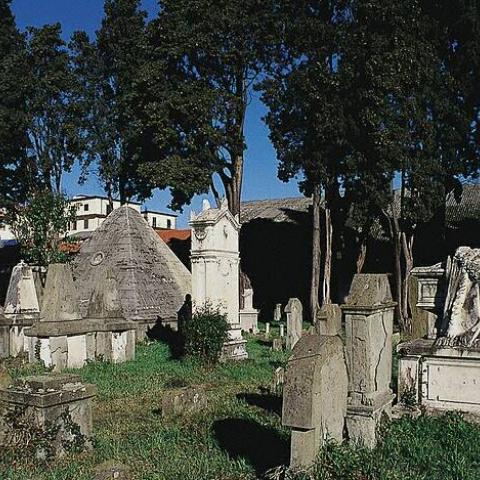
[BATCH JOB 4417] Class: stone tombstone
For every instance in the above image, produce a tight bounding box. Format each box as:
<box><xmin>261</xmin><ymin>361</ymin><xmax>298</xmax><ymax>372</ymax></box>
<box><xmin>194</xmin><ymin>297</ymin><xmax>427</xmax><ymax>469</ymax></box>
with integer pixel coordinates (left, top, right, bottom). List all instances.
<box><xmin>397</xmin><ymin>247</ymin><xmax>480</xmax><ymax>414</ymax></box>
<box><xmin>274</xmin><ymin>303</ymin><xmax>282</xmax><ymax>322</ymax></box>
<box><xmin>285</xmin><ymin>298</ymin><xmax>303</xmax><ymax>350</ymax></box>
<box><xmin>283</xmin><ymin>334</ymin><xmax>348</xmax><ymax>469</ymax></box>
<box><xmin>0</xmin><ymin>374</ymin><xmax>96</xmax><ymax>458</ymax></box>
<box><xmin>190</xmin><ymin>198</ymin><xmax>247</xmax><ymax>360</ymax></box>
<box><xmin>26</xmin><ymin>265</ymin><xmax>135</xmax><ymax>370</ymax></box>
<box><xmin>316</xmin><ymin>303</ymin><xmax>342</xmax><ymax>337</ymax></box>
<box><xmin>239</xmin><ymin>288</ymin><xmax>259</xmax><ymax>334</ymax></box>
<box><xmin>161</xmin><ymin>385</ymin><xmax>207</xmax><ymax>418</ymax></box>
<box><xmin>1</xmin><ymin>262</ymin><xmax>41</xmax><ymax>358</ymax></box>
<box><xmin>341</xmin><ymin>274</ymin><xmax>395</xmax><ymax>448</ymax></box>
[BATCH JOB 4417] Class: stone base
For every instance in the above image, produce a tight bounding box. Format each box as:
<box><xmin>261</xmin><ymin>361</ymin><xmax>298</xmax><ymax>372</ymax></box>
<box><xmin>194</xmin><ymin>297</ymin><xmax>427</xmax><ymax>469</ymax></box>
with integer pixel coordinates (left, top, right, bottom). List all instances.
<box><xmin>346</xmin><ymin>393</ymin><xmax>394</xmax><ymax>448</ymax></box>
<box><xmin>239</xmin><ymin>310</ymin><xmax>259</xmax><ymax>334</ymax></box>
<box><xmin>27</xmin><ymin>330</ymin><xmax>135</xmax><ymax>371</ymax></box>
<box><xmin>398</xmin><ymin>338</ymin><xmax>480</xmax><ymax>414</ymax></box>
<box><xmin>0</xmin><ymin>374</ymin><xmax>96</xmax><ymax>458</ymax></box>
<box><xmin>221</xmin><ymin>339</ymin><xmax>248</xmax><ymax>361</ymax></box>
<box><xmin>290</xmin><ymin>428</ymin><xmax>321</xmax><ymax>470</ymax></box>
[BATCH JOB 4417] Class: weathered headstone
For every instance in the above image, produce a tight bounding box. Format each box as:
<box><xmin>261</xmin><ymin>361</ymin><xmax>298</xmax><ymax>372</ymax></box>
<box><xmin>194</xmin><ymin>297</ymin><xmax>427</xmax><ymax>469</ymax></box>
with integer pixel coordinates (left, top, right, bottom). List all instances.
<box><xmin>239</xmin><ymin>288</ymin><xmax>259</xmax><ymax>333</ymax></box>
<box><xmin>26</xmin><ymin>265</ymin><xmax>136</xmax><ymax>370</ymax></box>
<box><xmin>280</xmin><ymin>324</ymin><xmax>285</xmax><ymax>338</ymax></box>
<box><xmin>190</xmin><ymin>199</ymin><xmax>247</xmax><ymax>360</ymax></box>
<box><xmin>273</xmin><ymin>303</ymin><xmax>282</xmax><ymax>322</ymax></box>
<box><xmin>73</xmin><ymin>206</ymin><xmax>191</xmax><ymax>339</ymax></box>
<box><xmin>283</xmin><ymin>333</ymin><xmax>348</xmax><ymax>469</ymax></box>
<box><xmin>272</xmin><ymin>338</ymin><xmax>283</xmax><ymax>351</ymax></box>
<box><xmin>0</xmin><ymin>374</ymin><xmax>96</xmax><ymax>458</ymax></box>
<box><xmin>285</xmin><ymin>298</ymin><xmax>303</xmax><ymax>350</ymax></box>
<box><xmin>265</xmin><ymin>322</ymin><xmax>270</xmax><ymax>339</ymax></box>
<box><xmin>342</xmin><ymin>274</ymin><xmax>395</xmax><ymax>447</ymax></box>
<box><xmin>161</xmin><ymin>385</ymin><xmax>207</xmax><ymax>418</ymax></box>
<box><xmin>1</xmin><ymin>262</ymin><xmax>41</xmax><ymax>358</ymax></box>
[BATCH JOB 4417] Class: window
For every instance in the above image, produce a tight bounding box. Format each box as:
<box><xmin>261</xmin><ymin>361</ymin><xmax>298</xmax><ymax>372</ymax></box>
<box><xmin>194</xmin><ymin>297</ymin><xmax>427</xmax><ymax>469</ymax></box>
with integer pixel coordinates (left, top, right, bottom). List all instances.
<box><xmin>84</xmin><ymin>203</ymin><xmax>89</xmax><ymax>212</ymax></box>
<box><xmin>71</xmin><ymin>221</ymin><xmax>77</xmax><ymax>231</ymax></box>
<box><xmin>152</xmin><ymin>217</ymin><xmax>157</xmax><ymax>228</ymax></box>
<box><xmin>84</xmin><ymin>219</ymin><xmax>89</xmax><ymax>229</ymax></box>
<box><xmin>167</xmin><ymin>219</ymin><xmax>172</xmax><ymax>229</ymax></box>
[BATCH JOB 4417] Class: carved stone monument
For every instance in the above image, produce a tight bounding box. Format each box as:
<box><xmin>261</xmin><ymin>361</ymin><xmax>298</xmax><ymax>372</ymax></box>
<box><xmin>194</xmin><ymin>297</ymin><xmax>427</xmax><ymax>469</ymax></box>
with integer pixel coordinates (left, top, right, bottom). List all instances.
<box><xmin>73</xmin><ymin>206</ymin><xmax>191</xmax><ymax>338</ymax></box>
<box><xmin>0</xmin><ymin>262</ymin><xmax>40</xmax><ymax>358</ymax></box>
<box><xmin>190</xmin><ymin>199</ymin><xmax>247</xmax><ymax>360</ymax></box>
<box><xmin>274</xmin><ymin>303</ymin><xmax>282</xmax><ymax>322</ymax></box>
<box><xmin>0</xmin><ymin>374</ymin><xmax>96</xmax><ymax>458</ymax></box>
<box><xmin>283</xmin><ymin>305</ymin><xmax>347</xmax><ymax>469</ymax></box>
<box><xmin>285</xmin><ymin>298</ymin><xmax>303</xmax><ymax>350</ymax></box>
<box><xmin>342</xmin><ymin>274</ymin><xmax>395</xmax><ymax>447</ymax></box>
<box><xmin>26</xmin><ymin>264</ymin><xmax>136</xmax><ymax>370</ymax></box>
<box><xmin>398</xmin><ymin>247</ymin><xmax>480</xmax><ymax>414</ymax></box>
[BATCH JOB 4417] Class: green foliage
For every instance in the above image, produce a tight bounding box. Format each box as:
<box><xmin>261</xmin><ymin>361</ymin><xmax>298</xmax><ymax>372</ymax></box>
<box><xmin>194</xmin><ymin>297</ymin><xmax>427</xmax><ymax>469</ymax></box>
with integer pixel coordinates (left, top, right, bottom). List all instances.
<box><xmin>137</xmin><ymin>0</ymin><xmax>280</xmax><ymax>214</ymax></box>
<box><xmin>8</xmin><ymin>191</ymin><xmax>76</xmax><ymax>266</ymax></box>
<box><xmin>183</xmin><ymin>304</ymin><xmax>230</xmax><ymax>364</ymax></box>
<box><xmin>0</xmin><ymin>0</ymin><xmax>30</xmax><ymax>209</ymax></box>
<box><xmin>70</xmin><ymin>0</ymin><xmax>150</xmax><ymax>204</ymax></box>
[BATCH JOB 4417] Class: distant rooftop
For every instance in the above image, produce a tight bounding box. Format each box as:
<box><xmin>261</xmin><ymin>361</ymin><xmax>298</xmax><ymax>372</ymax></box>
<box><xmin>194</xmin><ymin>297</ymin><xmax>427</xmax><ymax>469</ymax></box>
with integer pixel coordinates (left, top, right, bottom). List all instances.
<box><xmin>240</xmin><ymin>197</ymin><xmax>313</xmax><ymax>224</ymax></box>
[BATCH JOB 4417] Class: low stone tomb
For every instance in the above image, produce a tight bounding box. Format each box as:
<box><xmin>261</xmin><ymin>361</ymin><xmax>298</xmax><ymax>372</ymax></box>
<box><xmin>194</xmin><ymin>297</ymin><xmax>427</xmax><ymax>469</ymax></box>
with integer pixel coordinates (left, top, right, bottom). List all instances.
<box><xmin>283</xmin><ymin>333</ymin><xmax>348</xmax><ymax>469</ymax></box>
<box><xmin>26</xmin><ymin>265</ymin><xmax>136</xmax><ymax>370</ymax></box>
<box><xmin>398</xmin><ymin>247</ymin><xmax>480</xmax><ymax>414</ymax></box>
<box><xmin>285</xmin><ymin>298</ymin><xmax>303</xmax><ymax>350</ymax></box>
<box><xmin>161</xmin><ymin>385</ymin><xmax>207</xmax><ymax>418</ymax></box>
<box><xmin>240</xmin><ymin>288</ymin><xmax>259</xmax><ymax>334</ymax></box>
<box><xmin>0</xmin><ymin>374</ymin><xmax>96</xmax><ymax>458</ymax></box>
<box><xmin>342</xmin><ymin>274</ymin><xmax>395</xmax><ymax>448</ymax></box>
<box><xmin>1</xmin><ymin>262</ymin><xmax>41</xmax><ymax>358</ymax></box>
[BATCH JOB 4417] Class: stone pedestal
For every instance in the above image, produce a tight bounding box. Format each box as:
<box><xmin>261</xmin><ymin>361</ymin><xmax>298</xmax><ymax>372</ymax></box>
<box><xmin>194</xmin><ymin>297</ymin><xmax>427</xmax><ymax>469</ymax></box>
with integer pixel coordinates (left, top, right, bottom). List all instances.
<box><xmin>342</xmin><ymin>274</ymin><xmax>395</xmax><ymax>448</ymax></box>
<box><xmin>0</xmin><ymin>374</ymin><xmax>96</xmax><ymax>458</ymax></box>
<box><xmin>239</xmin><ymin>288</ymin><xmax>259</xmax><ymax>334</ymax></box>
<box><xmin>190</xmin><ymin>199</ymin><xmax>247</xmax><ymax>360</ymax></box>
<box><xmin>398</xmin><ymin>338</ymin><xmax>480</xmax><ymax>414</ymax></box>
<box><xmin>283</xmin><ymin>334</ymin><xmax>348</xmax><ymax>469</ymax></box>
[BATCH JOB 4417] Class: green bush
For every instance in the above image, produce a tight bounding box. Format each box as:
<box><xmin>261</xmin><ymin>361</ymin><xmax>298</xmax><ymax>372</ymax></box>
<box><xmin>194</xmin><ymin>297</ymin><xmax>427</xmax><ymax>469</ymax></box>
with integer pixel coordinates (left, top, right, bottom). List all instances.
<box><xmin>183</xmin><ymin>304</ymin><xmax>229</xmax><ymax>364</ymax></box>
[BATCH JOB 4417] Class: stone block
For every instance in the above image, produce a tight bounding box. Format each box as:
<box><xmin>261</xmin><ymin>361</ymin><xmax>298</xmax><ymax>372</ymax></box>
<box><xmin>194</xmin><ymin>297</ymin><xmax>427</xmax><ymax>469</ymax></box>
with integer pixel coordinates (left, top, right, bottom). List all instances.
<box><xmin>111</xmin><ymin>331</ymin><xmax>127</xmax><ymax>364</ymax></box>
<box><xmin>95</xmin><ymin>331</ymin><xmax>112</xmax><ymax>361</ymax></box>
<box><xmin>0</xmin><ymin>374</ymin><xmax>96</xmax><ymax>459</ymax></box>
<box><xmin>161</xmin><ymin>386</ymin><xmax>207</xmax><ymax>418</ymax></box>
<box><xmin>125</xmin><ymin>330</ymin><xmax>135</xmax><ymax>361</ymax></box>
<box><xmin>0</xmin><ymin>326</ymin><xmax>9</xmax><ymax>359</ymax></box>
<box><xmin>67</xmin><ymin>335</ymin><xmax>87</xmax><ymax>369</ymax></box>
<box><xmin>240</xmin><ymin>311</ymin><xmax>259</xmax><ymax>334</ymax></box>
<box><xmin>316</xmin><ymin>303</ymin><xmax>342</xmax><ymax>337</ymax></box>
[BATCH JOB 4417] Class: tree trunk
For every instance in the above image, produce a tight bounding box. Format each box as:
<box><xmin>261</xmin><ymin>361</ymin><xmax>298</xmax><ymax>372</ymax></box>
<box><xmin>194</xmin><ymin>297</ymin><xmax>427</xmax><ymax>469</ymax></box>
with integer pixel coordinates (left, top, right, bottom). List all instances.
<box><xmin>401</xmin><ymin>231</ymin><xmax>414</xmax><ymax>335</ymax></box>
<box><xmin>356</xmin><ymin>239</ymin><xmax>367</xmax><ymax>273</ymax></box>
<box><xmin>322</xmin><ymin>207</ymin><xmax>332</xmax><ymax>305</ymax></box>
<box><xmin>311</xmin><ymin>183</ymin><xmax>321</xmax><ymax>321</ymax></box>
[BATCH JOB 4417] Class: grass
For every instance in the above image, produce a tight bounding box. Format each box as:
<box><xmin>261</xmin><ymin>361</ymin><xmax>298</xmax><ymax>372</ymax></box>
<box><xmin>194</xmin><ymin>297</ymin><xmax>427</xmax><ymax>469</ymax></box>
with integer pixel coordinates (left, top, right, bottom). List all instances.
<box><xmin>1</xmin><ymin>329</ymin><xmax>480</xmax><ymax>480</ymax></box>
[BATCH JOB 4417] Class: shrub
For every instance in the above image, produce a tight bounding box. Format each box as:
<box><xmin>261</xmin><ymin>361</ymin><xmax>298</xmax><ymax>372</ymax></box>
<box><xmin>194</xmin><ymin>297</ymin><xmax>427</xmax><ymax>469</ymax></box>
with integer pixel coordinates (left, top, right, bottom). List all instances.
<box><xmin>183</xmin><ymin>304</ymin><xmax>229</xmax><ymax>364</ymax></box>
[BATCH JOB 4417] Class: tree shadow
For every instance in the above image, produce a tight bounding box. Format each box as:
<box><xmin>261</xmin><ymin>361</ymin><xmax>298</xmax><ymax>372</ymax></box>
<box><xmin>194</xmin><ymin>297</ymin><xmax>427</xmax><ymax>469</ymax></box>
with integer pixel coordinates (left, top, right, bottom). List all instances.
<box><xmin>213</xmin><ymin>418</ymin><xmax>289</xmax><ymax>475</ymax></box>
<box><xmin>146</xmin><ymin>319</ymin><xmax>184</xmax><ymax>359</ymax></box>
<box><xmin>237</xmin><ymin>392</ymin><xmax>282</xmax><ymax>416</ymax></box>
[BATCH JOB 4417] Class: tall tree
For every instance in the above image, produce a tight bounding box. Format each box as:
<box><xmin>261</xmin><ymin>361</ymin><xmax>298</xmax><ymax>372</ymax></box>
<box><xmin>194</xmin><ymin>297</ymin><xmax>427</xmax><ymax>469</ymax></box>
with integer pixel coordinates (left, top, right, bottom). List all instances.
<box><xmin>138</xmin><ymin>0</ymin><xmax>279</xmax><ymax>215</ymax></box>
<box><xmin>72</xmin><ymin>0</ymin><xmax>149</xmax><ymax>206</ymax></box>
<box><xmin>262</xmin><ymin>1</ymin><xmax>353</xmax><ymax>317</ymax></box>
<box><xmin>0</xmin><ymin>0</ymin><xmax>30</xmax><ymax>209</ymax></box>
<box><xmin>25</xmin><ymin>23</ymin><xmax>82</xmax><ymax>194</ymax></box>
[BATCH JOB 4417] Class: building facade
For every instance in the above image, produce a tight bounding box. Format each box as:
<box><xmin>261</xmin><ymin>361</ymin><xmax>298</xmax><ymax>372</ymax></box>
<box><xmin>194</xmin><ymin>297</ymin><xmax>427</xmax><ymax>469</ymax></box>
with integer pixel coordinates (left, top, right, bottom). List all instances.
<box><xmin>68</xmin><ymin>195</ymin><xmax>176</xmax><ymax>236</ymax></box>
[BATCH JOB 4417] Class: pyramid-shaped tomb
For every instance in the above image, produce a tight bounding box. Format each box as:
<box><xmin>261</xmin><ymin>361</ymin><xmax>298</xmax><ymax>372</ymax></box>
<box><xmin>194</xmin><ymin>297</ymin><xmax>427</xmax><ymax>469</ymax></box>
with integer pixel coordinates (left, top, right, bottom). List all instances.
<box><xmin>73</xmin><ymin>206</ymin><xmax>191</xmax><ymax>333</ymax></box>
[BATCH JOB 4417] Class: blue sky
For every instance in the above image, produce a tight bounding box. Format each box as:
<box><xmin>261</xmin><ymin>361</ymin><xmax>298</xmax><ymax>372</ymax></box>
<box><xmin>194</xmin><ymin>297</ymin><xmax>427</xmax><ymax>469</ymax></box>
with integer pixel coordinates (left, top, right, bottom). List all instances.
<box><xmin>11</xmin><ymin>0</ymin><xmax>302</xmax><ymax>227</ymax></box>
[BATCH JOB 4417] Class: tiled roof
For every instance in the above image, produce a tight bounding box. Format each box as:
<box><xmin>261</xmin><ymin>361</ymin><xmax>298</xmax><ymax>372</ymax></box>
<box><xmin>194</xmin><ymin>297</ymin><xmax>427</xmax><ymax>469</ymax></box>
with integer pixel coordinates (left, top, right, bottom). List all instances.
<box><xmin>157</xmin><ymin>229</ymin><xmax>191</xmax><ymax>243</ymax></box>
<box><xmin>446</xmin><ymin>183</ymin><xmax>480</xmax><ymax>226</ymax></box>
<box><xmin>240</xmin><ymin>197</ymin><xmax>313</xmax><ymax>224</ymax></box>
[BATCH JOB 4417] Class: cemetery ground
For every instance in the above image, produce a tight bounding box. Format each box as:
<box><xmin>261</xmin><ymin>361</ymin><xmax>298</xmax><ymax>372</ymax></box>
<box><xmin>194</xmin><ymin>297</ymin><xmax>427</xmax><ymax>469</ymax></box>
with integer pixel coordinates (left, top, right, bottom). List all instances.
<box><xmin>1</xmin><ymin>326</ymin><xmax>480</xmax><ymax>480</ymax></box>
